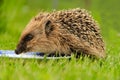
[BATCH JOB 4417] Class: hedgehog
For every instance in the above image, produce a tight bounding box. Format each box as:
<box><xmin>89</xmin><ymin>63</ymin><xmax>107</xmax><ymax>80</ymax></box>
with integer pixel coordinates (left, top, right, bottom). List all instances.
<box><xmin>15</xmin><ymin>8</ymin><xmax>106</xmax><ymax>58</ymax></box>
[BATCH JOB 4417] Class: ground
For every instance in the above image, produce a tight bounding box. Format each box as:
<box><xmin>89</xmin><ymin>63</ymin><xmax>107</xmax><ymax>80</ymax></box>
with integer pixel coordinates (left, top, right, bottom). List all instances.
<box><xmin>0</xmin><ymin>0</ymin><xmax>120</xmax><ymax>80</ymax></box>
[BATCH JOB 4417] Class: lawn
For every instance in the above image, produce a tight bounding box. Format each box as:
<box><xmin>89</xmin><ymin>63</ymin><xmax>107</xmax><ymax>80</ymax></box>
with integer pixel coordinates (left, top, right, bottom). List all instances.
<box><xmin>0</xmin><ymin>0</ymin><xmax>120</xmax><ymax>80</ymax></box>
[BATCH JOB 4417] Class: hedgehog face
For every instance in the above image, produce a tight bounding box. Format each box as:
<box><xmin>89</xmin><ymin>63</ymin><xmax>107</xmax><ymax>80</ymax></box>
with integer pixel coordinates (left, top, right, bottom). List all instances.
<box><xmin>15</xmin><ymin>18</ymin><xmax>58</xmax><ymax>54</ymax></box>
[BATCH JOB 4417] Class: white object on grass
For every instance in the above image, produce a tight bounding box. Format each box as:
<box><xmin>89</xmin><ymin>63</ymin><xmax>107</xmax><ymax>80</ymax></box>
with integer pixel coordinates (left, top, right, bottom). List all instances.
<box><xmin>0</xmin><ymin>50</ymin><xmax>71</xmax><ymax>59</ymax></box>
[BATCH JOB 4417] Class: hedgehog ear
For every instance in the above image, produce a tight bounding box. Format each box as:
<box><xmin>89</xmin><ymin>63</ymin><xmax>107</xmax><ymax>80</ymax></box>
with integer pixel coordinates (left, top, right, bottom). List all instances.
<box><xmin>45</xmin><ymin>20</ymin><xmax>54</xmax><ymax>35</ymax></box>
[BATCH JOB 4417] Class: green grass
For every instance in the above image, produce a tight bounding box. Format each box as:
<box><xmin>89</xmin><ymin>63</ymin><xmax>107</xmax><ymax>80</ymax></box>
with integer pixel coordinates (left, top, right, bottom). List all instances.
<box><xmin>0</xmin><ymin>0</ymin><xmax>120</xmax><ymax>80</ymax></box>
<box><xmin>0</xmin><ymin>55</ymin><xmax>120</xmax><ymax>80</ymax></box>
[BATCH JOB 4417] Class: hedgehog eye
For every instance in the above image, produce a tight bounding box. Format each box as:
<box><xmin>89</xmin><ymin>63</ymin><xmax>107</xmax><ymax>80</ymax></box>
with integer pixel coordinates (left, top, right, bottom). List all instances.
<box><xmin>24</xmin><ymin>34</ymin><xmax>33</xmax><ymax>41</ymax></box>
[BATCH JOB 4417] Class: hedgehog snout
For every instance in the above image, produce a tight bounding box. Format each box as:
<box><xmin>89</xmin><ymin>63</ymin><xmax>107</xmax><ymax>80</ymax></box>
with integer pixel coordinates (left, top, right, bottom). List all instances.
<box><xmin>15</xmin><ymin>42</ymin><xmax>27</xmax><ymax>54</ymax></box>
<box><xmin>15</xmin><ymin>49</ymin><xmax>21</xmax><ymax>54</ymax></box>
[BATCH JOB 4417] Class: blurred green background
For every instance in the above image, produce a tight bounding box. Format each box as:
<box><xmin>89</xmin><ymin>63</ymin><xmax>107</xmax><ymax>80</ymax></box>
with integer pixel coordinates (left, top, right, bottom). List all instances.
<box><xmin>0</xmin><ymin>0</ymin><xmax>120</xmax><ymax>54</ymax></box>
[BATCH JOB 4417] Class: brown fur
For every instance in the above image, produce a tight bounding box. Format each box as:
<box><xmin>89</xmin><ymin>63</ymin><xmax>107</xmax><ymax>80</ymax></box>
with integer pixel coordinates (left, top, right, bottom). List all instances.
<box><xmin>15</xmin><ymin>8</ymin><xmax>105</xmax><ymax>58</ymax></box>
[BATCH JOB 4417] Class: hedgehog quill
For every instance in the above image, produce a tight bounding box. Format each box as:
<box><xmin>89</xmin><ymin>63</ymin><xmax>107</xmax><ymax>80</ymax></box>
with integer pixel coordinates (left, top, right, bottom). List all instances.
<box><xmin>15</xmin><ymin>8</ymin><xmax>105</xmax><ymax>58</ymax></box>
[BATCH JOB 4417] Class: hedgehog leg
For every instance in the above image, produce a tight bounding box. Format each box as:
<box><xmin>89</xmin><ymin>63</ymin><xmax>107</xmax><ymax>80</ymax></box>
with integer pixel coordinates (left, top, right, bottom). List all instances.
<box><xmin>62</xmin><ymin>34</ymin><xmax>105</xmax><ymax>58</ymax></box>
<box><xmin>73</xmin><ymin>42</ymin><xmax>105</xmax><ymax>58</ymax></box>
<box><xmin>79</xmin><ymin>45</ymin><xmax>105</xmax><ymax>58</ymax></box>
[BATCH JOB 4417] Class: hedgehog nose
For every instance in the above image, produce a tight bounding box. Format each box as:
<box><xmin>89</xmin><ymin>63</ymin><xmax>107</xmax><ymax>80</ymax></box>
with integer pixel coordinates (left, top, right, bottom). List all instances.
<box><xmin>15</xmin><ymin>49</ymin><xmax>19</xmax><ymax>54</ymax></box>
<box><xmin>15</xmin><ymin>49</ymin><xmax>20</xmax><ymax>54</ymax></box>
